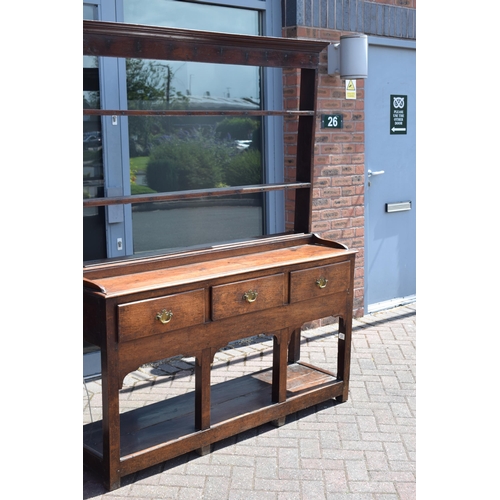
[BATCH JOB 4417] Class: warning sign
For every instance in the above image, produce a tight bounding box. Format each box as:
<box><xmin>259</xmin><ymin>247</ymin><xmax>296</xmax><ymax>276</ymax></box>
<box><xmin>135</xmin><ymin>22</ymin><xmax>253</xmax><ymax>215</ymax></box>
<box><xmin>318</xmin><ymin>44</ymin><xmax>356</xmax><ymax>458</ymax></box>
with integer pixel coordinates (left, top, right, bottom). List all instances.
<box><xmin>346</xmin><ymin>80</ymin><xmax>356</xmax><ymax>99</ymax></box>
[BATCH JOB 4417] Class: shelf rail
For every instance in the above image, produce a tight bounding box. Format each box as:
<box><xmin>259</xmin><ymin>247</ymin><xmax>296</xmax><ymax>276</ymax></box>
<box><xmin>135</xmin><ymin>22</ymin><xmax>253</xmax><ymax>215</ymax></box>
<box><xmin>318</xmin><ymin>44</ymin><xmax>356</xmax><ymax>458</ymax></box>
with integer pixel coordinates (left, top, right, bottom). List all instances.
<box><xmin>83</xmin><ymin>182</ymin><xmax>311</xmax><ymax>208</ymax></box>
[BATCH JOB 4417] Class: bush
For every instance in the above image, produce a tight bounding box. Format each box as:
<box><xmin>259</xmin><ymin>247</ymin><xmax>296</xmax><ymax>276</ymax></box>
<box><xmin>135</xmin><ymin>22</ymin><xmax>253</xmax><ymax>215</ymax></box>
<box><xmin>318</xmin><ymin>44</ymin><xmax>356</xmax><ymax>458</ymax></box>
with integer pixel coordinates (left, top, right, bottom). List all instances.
<box><xmin>146</xmin><ymin>129</ymin><xmax>233</xmax><ymax>192</ymax></box>
<box><xmin>223</xmin><ymin>149</ymin><xmax>262</xmax><ymax>186</ymax></box>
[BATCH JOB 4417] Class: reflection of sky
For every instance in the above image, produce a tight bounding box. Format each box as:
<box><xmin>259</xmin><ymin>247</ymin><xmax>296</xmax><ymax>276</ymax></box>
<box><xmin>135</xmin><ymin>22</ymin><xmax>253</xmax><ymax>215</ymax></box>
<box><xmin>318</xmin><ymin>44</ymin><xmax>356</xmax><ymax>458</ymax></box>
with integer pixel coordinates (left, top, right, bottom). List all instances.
<box><xmin>124</xmin><ymin>0</ymin><xmax>258</xmax><ymax>35</ymax></box>
<box><xmin>123</xmin><ymin>0</ymin><xmax>260</xmax><ymax>100</ymax></box>
<box><xmin>169</xmin><ymin>61</ymin><xmax>259</xmax><ymax>100</ymax></box>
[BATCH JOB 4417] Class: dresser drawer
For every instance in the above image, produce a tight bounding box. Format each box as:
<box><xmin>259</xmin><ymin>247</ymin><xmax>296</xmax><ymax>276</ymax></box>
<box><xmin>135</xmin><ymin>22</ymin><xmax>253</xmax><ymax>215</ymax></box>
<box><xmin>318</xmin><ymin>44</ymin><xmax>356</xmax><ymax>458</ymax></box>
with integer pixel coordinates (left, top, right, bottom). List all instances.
<box><xmin>212</xmin><ymin>274</ymin><xmax>285</xmax><ymax>321</ymax></box>
<box><xmin>290</xmin><ymin>261</ymin><xmax>350</xmax><ymax>303</ymax></box>
<box><xmin>117</xmin><ymin>289</ymin><xmax>206</xmax><ymax>342</ymax></box>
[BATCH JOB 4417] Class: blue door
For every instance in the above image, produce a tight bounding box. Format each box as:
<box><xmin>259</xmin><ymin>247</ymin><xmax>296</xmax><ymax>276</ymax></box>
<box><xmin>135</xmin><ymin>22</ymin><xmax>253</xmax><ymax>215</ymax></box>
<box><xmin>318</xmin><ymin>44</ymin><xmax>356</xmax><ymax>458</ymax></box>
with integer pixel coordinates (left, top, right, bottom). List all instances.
<box><xmin>364</xmin><ymin>39</ymin><xmax>416</xmax><ymax>312</ymax></box>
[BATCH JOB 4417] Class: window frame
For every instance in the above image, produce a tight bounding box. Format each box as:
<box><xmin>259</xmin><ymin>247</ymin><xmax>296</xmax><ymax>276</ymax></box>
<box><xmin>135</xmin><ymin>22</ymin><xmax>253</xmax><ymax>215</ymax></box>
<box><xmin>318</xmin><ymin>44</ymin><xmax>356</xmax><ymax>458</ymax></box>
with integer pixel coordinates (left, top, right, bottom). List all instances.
<box><xmin>87</xmin><ymin>0</ymin><xmax>284</xmax><ymax>260</ymax></box>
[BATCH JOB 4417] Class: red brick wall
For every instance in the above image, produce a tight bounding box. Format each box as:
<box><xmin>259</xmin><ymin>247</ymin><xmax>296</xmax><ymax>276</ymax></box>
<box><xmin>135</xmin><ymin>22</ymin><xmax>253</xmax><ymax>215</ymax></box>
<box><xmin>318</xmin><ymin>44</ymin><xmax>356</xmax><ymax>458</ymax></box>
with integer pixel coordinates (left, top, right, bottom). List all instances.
<box><xmin>283</xmin><ymin>27</ymin><xmax>365</xmax><ymax>319</ymax></box>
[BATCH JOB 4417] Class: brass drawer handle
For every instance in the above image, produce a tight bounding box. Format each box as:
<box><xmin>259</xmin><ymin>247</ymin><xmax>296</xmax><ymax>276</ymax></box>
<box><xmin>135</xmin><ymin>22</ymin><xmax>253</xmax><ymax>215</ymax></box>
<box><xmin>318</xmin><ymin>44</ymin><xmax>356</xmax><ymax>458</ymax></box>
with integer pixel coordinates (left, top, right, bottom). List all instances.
<box><xmin>315</xmin><ymin>277</ymin><xmax>328</xmax><ymax>289</ymax></box>
<box><xmin>156</xmin><ymin>309</ymin><xmax>173</xmax><ymax>324</ymax></box>
<box><xmin>243</xmin><ymin>290</ymin><xmax>258</xmax><ymax>303</ymax></box>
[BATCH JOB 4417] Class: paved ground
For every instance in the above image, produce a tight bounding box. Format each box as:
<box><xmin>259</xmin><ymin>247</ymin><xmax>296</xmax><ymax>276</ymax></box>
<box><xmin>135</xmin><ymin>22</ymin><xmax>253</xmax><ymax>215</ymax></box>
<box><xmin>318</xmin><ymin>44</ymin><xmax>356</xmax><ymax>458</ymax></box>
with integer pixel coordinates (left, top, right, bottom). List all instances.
<box><xmin>83</xmin><ymin>302</ymin><xmax>416</xmax><ymax>500</ymax></box>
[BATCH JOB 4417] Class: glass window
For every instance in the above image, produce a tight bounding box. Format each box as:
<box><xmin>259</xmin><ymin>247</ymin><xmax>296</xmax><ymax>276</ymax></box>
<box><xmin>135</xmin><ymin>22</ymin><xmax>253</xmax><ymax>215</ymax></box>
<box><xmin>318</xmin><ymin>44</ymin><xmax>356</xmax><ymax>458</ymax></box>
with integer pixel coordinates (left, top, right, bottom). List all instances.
<box><xmin>83</xmin><ymin>4</ymin><xmax>107</xmax><ymax>261</ymax></box>
<box><xmin>83</xmin><ymin>3</ymin><xmax>105</xmax><ymax>367</ymax></box>
<box><xmin>124</xmin><ymin>0</ymin><xmax>260</xmax><ymax>34</ymax></box>
<box><xmin>123</xmin><ymin>0</ymin><xmax>267</xmax><ymax>253</ymax></box>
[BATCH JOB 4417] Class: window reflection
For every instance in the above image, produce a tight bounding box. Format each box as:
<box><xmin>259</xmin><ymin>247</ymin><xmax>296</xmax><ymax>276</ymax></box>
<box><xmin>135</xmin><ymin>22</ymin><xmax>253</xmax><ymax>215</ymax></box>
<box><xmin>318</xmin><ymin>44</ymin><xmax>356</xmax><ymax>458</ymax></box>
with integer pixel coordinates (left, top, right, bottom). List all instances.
<box><xmin>124</xmin><ymin>0</ymin><xmax>259</xmax><ymax>35</ymax></box>
<box><xmin>83</xmin><ymin>58</ymin><xmax>103</xmax><ymax>207</ymax></box>
<box><xmin>132</xmin><ymin>194</ymin><xmax>263</xmax><ymax>253</ymax></box>
<box><xmin>83</xmin><ymin>4</ymin><xmax>106</xmax><ymax>261</ymax></box>
<box><xmin>124</xmin><ymin>0</ymin><xmax>265</xmax><ymax>254</ymax></box>
<box><xmin>127</xmin><ymin>59</ymin><xmax>263</xmax><ymax>193</ymax></box>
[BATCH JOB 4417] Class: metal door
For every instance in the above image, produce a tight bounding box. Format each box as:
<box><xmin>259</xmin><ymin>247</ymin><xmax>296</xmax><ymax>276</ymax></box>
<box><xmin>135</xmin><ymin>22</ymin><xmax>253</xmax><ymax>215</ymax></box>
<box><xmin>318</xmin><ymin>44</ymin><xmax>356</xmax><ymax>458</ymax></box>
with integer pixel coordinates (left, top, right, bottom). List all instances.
<box><xmin>364</xmin><ymin>39</ymin><xmax>416</xmax><ymax>313</ymax></box>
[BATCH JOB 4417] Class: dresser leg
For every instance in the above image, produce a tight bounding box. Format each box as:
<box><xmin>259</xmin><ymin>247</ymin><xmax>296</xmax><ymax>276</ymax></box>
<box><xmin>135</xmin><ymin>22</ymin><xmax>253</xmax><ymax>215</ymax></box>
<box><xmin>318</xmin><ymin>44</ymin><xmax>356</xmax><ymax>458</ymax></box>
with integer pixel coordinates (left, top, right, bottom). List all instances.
<box><xmin>272</xmin><ymin>329</ymin><xmax>291</xmax><ymax>403</ymax></box>
<box><xmin>101</xmin><ymin>346</ymin><xmax>121</xmax><ymax>491</ymax></box>
<box><xmin>104</xmin><ymin>475</ymin><xmax>121</xmax><ymax>492</ymax></box>
<box><xmin>271</xmin><ymin>416</ymin><xmax>286</xmax><ymax>427</ymax></box>
<box><xmin>287</xmin><ymin>328</ymin><xmax>301</xmax><ymax>363</ymax></box>
<box><xmin>336</xmin><ymin>315</ymin><xmax>352</xmax><ymax>402</ymax></box>
<box><xmin>196</xmin><ymin>444</ymin><xmax>211</xmax><ymax>456</ymax></box>
<box><xmin>195</xmin><ymin>347</ymin><xmax>213</xmax><ymax>431</ymax></box>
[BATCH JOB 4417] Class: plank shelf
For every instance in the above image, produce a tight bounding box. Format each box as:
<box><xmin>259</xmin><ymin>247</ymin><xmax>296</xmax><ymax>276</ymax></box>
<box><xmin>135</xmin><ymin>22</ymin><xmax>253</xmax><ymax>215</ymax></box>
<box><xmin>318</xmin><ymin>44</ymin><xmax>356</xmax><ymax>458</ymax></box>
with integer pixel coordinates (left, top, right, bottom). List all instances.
<box><xmin>84</xmin><ymin>362</ymin><xmax>342</xmax><ymax>460</ymax></box>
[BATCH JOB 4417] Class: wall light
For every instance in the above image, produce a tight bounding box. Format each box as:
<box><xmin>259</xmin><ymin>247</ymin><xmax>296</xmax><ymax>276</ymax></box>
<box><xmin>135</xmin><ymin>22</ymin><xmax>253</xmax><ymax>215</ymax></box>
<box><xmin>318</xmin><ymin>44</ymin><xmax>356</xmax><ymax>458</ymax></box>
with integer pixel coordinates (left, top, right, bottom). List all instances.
<box><xmin>327</xmin><ymin>34</ymin><xmax>368</xmax><ymax>79</ymax></box>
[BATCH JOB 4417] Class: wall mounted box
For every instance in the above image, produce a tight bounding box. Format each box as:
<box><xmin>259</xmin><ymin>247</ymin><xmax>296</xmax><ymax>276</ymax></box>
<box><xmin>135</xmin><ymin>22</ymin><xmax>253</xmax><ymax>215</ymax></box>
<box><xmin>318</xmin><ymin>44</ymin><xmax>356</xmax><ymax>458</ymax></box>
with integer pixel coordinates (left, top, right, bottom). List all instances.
<box><xmin>327</xmin><ymin>34</ymin><xmax>368</xmax><ymax>79</ymax></box>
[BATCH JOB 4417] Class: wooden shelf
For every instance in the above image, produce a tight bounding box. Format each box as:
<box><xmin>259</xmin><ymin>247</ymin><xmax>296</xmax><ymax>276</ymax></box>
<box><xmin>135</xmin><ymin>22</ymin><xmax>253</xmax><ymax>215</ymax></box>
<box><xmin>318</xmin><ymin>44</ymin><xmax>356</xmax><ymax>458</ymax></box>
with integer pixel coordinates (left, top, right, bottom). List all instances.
<box><xmin>82</xmin><ymin>21</ymin><xmax>353</xmax><ymax>492</ymax></box>
<box><xmin>83</xmin><ymin>109</ymin><xmax>316</xmax><ymax>117</ymax></box>
<box><xmin>83</xmin><ymin>20</ymin><xmax>328</xmax><ymax>69</ymax></box>
<box><xmin>83</xmin><ymin>235</ymin><xmax>355</xmax><ymax>489</ymax></box>
<box><xmin>83</xmin><ymin>20</ymin><xmax>327</xmax><ymax>232</ymax></box>
<box><xmin>84</xmin><ymin>362</ymin><xmax>342</xmax><ymax>461</ymax></box>
<box><xmin>82</xmin><ymin>182</ymin><xmax>312</xmax><ymax>208</ymax></box>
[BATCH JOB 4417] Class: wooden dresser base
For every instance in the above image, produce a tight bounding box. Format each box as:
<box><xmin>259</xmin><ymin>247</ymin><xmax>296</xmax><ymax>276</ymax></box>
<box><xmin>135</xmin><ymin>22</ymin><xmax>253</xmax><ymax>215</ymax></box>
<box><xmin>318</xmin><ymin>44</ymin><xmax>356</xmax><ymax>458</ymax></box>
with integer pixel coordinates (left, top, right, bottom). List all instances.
<box><xmin>83</xmin><ymin>235</ymin><xmax>355</xmax><ymax>491</ymax></box>
<box><xmin>84</xmin><ymin>362</ymin><xmax>347</xmax><ymax>489</ymax></box>
<box><xmin>84</xmin><ymin>361</ymin><xmax>344</xmax><ymax>476</ymax></box>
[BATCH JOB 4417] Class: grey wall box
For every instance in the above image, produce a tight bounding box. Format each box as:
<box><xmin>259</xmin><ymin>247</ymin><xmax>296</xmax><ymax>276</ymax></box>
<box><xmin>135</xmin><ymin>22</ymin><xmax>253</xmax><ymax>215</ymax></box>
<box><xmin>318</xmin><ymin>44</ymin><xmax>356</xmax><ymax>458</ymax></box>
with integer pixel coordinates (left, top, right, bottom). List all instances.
<box><xmin>327</xmin><ymin>34</ymin><xmax>368</xmax><ymax>79</ymax></box>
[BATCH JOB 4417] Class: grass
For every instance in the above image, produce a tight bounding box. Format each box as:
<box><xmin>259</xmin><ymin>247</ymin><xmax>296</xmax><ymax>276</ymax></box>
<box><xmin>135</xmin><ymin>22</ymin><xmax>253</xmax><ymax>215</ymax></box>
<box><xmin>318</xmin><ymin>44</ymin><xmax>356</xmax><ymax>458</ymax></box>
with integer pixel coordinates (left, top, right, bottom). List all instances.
<box><xmin>130</xmin><ymin>156</ymin><xmax>157</xmax><ymax>194</ymax></box>
<box><xmin>130</xmin><ymin>156</ymin><xmax>149</xmax><ymax>176</ymax></box>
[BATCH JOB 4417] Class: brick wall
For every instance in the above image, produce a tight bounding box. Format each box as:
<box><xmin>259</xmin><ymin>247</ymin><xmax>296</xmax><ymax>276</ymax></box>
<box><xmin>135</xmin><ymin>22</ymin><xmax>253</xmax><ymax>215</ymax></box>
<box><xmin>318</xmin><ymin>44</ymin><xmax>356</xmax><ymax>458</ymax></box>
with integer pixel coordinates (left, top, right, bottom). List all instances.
<box><xmin>281</xmin><ymin>2</ymin><xmax>416</xmax><ymax>319</ymax></box>
<box><xmin>283</xmin><ymin>26</ymin><xmax>365</xmax><ymax>319</ymax></box>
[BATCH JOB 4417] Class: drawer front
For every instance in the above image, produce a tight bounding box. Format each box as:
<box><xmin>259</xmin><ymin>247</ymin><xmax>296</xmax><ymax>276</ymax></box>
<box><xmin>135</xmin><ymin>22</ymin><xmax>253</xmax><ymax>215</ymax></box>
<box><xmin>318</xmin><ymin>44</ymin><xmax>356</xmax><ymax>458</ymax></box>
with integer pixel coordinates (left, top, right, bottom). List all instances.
<box><xmin>118</xmin><ymin>289</ymin><xmax>205</xmax><ymax>342</ymax></box>
<box><xmin>290</xmin><ymin>261</ymin><xmax>351</xmax><ymax>303</ymax></box>
<box><xmin>212</xmin><ymin>274</ymin><xmax>285</xmax><ymax>321</ymax></box>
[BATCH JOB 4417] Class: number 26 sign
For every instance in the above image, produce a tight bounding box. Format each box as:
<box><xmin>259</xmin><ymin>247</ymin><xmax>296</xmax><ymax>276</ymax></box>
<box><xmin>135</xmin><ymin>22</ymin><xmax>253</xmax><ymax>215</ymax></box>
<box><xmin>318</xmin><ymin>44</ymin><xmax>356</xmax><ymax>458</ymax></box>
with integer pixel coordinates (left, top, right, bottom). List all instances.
<box><xmin>321</xmin><ymin>114</ymin><xmax>343</xmax><ymax>129</ymax></box>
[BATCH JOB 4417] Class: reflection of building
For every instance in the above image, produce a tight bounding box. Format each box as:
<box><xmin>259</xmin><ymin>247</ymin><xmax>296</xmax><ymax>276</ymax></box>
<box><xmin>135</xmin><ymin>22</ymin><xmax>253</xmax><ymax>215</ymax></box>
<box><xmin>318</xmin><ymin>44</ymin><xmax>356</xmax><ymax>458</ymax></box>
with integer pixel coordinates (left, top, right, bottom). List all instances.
<box><xmin>83</xmin><ymin>131</ymin><xmax>102</xmax><ymax>150</ymax></box>
<box><xmin>83</xmin><ymin>0</ymin><xmax>416</xmax><ymax>379</ymax></box>
<box><xmin>175</xmin><ymin>95</ymin><xmax>260</xmax><ymax>110</ymax></box>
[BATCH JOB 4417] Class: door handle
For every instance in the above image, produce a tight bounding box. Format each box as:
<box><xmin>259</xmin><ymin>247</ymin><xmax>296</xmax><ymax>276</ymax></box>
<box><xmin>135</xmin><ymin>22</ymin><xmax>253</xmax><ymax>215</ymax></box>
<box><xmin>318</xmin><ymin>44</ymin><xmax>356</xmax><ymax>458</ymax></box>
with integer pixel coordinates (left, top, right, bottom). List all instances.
<box><xmin>367</xmin><ymin>169</ymin><xmax>385</xmax><ymax>177</ymax></box>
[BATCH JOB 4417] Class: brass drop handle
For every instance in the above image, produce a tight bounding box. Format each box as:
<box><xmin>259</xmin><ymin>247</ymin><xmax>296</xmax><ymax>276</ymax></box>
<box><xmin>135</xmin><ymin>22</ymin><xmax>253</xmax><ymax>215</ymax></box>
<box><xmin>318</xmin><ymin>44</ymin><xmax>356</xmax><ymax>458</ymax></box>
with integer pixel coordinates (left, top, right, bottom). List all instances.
<box><xmin>243</xmin><ymin>290</ymin><xmax>258</xmax><ymax>303</ymax></box>
<box><xmin>315</xmin><ymin>277</ymin><xmax>328</xmax><ymax>289</ymax></box>
<box><xmin>156</xmin><ymin>309</ymin><xmax>173</xmax><ymax>324</ymax></box>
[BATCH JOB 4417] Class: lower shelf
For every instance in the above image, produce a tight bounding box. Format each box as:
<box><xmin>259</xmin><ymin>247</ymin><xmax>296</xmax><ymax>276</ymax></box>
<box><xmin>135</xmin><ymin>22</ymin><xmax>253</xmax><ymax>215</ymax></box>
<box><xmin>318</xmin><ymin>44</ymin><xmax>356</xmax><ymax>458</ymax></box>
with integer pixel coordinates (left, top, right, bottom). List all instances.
<box><xmin>84</xmin><ymin>362</ymin><xmax>343</xmax><ymax>475</ymax></box>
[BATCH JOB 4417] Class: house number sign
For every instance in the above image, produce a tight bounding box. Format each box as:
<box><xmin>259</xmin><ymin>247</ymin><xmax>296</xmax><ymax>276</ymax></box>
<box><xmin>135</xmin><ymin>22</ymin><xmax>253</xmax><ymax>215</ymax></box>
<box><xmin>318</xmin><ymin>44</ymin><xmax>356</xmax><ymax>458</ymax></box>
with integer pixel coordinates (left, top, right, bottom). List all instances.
<box><xmin>321</xmin><ymin>114</ymin><xmax>343</xmax><ymax>129</ymax></box>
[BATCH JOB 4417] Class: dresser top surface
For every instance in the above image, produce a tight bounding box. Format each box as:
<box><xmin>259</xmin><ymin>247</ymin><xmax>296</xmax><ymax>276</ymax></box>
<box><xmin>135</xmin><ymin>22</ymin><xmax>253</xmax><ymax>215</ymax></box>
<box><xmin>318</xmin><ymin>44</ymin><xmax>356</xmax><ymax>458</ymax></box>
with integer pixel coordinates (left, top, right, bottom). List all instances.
<box><xmin>84</xmin><ymin>239</ymin><xmax>355</xmax><ymax>298</ymax></box>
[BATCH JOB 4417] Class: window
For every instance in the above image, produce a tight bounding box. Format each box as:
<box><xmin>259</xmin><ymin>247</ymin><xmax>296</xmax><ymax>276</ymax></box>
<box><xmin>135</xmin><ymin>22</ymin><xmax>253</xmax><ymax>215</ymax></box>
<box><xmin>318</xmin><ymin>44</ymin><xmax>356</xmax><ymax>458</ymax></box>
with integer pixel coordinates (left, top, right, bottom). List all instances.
<box><xmin>83</xmin><ymin>1</ymin><xmax>286</xmax><ymax>380</ymax></box>
<box><xmin>83</xmin><ymin>4</ymin><xmax>106</xmax><ymax>261</ymax></box>
<box><xmin>83</xmin><ymin>0</ymin><xmax>283</xmax><ymax>261</ymax></box>
<box><xmin>124</xmin><ymin>1</ymin><xmax>266</xmax><ymax>252</ymax></box>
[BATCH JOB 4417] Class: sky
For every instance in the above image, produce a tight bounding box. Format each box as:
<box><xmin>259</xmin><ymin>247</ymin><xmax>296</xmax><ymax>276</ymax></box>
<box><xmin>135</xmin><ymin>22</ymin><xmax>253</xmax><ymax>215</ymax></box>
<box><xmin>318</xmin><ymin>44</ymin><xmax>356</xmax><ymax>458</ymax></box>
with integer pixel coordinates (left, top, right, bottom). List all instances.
<box><xmin>123</xmin><ymin>0</ymin><xmax>261</xmax><ymax>99</ymax></box>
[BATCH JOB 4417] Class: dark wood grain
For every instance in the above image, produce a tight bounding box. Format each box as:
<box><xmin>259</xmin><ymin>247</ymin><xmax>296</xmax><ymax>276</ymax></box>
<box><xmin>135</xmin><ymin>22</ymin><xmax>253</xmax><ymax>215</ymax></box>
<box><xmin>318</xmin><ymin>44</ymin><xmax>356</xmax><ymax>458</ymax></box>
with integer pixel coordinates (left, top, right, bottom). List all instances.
<box><xmin>84</xmin><ymin>237</ymin><xmax>355</xmax><ymax>490</ymax></box>
<box><xmin>82</xmin><ymin>182</ymin><xmax>312</xmax><ymax>209</ymax></box>
<box><xmin>83</xmin><ymin>362</ymin><xmax>341</xmax><ymax>459</ymax></box>
<box><xmin>83</xmin><ymin>21</ymin><xmax>352</xmax><ymax>492</ymax></box>
<box><xmin>83</xmin><ymin>20</ymin><xmax>328</xmax><ymax>69</ymax></box>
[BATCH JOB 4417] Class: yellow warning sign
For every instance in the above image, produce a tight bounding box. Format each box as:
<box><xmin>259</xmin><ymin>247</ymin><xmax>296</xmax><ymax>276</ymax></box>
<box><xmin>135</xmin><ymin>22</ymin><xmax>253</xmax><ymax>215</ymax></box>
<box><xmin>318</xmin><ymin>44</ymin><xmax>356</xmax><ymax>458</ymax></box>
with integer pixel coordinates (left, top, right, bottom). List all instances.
<box><xmin>346</xmin><ymin>80</ymin><xmax>356</xmax><ymax>100</ymax></box>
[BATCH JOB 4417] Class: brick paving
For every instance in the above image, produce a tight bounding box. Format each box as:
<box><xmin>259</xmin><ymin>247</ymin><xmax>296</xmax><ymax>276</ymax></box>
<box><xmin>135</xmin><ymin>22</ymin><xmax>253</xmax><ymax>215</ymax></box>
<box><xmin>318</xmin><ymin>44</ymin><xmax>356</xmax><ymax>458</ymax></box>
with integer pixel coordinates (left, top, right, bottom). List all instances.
<box><xmin>83</xmin><ymin>302</ymin><xmax>416</xmax><ymax>499</ymax></box>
